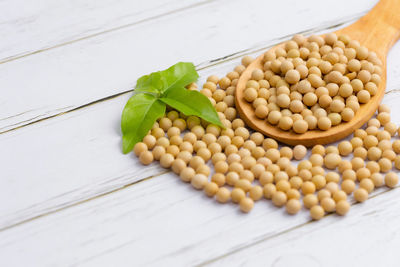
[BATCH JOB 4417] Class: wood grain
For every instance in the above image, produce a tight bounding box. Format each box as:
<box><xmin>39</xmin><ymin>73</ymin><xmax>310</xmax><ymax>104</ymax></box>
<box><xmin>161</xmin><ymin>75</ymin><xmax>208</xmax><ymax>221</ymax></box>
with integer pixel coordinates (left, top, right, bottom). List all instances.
<box><xmin>0</xmin><ymin>165</ymin><xmax>398</xmax><ymax>266</ymax></box>
<box><xmin>0</xmin><ymin>0</ymin><xmax>376</xmax><ymax>134</ymax></box>
<box><xmin>0</xmin><ymin>172</ymin><xmax>312</xmax><ymax>266</ymax></box>
<box><xmin>0</xmin><ymin>0</ymin><xmax>204</xmax><ymax>63</ymax></box>
<box><xmin>206</xmin><ymin>187</ymin><xmax>400</xmax><ymax>267</ymax></box>
<box><xmin>337</xmin><ymin>0</ymin><xmax>400</xmax><ymax>60</ymax></box>
<box><xmin>235</xmin><ymin>0</ymin><xmax>400</xmax><ymax>147</ymax></box>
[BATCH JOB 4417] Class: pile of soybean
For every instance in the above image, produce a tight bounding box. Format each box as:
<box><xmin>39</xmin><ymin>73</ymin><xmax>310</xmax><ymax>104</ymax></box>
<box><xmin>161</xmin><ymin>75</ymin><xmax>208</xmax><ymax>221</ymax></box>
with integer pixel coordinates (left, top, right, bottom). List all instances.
<box><xmin>243</xmin><ymin>33</ymin><xmax>382</xmax><ymax>133</ymax></box>
<box><xmin>133</xmin><ymin>34</ymin><xmax>399</xmax><ymax>221</ymax></box>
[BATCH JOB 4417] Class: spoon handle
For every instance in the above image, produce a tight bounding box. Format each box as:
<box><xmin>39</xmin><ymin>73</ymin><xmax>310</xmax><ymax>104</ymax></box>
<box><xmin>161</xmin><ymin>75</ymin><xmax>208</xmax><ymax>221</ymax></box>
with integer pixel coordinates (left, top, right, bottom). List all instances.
<box><xmin>336</xmin><ymin>0</ymin><xmax>400</xmax><ymax>58</ymax></box>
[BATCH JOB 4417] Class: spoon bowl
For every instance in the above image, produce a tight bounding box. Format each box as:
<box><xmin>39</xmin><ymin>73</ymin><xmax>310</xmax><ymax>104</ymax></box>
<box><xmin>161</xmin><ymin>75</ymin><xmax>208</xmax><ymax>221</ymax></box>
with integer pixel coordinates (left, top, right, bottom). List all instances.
<box><xmin>235</xmin><ymin>0</ymin><xmax>400</xmax><ymax>146</ymax></box>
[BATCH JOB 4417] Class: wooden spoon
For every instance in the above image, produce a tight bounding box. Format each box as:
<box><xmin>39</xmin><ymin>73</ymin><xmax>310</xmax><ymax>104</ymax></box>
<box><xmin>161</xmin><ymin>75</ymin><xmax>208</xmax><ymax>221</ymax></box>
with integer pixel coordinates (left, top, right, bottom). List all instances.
<box><xmin>235</xmin><ymin>0</ymin><xmax>400</xmax><ymax>147</ymax></box>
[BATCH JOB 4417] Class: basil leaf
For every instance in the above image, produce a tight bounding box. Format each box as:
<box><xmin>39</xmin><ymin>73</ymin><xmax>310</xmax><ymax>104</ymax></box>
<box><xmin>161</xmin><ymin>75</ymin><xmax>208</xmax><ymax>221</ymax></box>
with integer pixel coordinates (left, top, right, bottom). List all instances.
<box><xmin>160</xmin><ymin>87</ymin><xmax>223</xmax><ymax>128</ymax></box>
<box><xmin>121</xmin><ymin>93</ymin><xmax>166</xmax><ymax>153</ymax></box>
<box><xmin>135</xmin><ymin>62</ymin><xmax>198</xmax><ymax>94</ymax></box>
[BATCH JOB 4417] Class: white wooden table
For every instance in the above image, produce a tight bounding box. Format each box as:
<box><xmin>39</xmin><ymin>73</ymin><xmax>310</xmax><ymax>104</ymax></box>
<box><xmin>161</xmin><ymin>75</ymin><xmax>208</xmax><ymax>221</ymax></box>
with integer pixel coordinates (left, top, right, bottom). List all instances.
<box><xmin>1</xmin><ymin>0</ymin><xmax>400</xmax><ymax>266</ymax></box>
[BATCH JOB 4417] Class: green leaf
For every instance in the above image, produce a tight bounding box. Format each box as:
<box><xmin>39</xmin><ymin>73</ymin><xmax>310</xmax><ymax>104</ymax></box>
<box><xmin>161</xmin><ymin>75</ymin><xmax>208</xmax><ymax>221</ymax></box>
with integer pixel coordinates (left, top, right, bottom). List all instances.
<box><xmin>134</xmin><ymin>72</ymin><xmax>165</xmax><ymax>94</ymax></box>
<box><xmin>121</xmin><ymin>93</ymin><xmax>166</xmax><ymax>153</ymax></box>
<box><xmin>135</xmin><ymin>62</ymin><xmax>198</xmax><ymax>94</ymax></box>
<box><xmin>160</xmin><ymin>86</ymin><xmax>223</xmax><ymax>128</ymax></box>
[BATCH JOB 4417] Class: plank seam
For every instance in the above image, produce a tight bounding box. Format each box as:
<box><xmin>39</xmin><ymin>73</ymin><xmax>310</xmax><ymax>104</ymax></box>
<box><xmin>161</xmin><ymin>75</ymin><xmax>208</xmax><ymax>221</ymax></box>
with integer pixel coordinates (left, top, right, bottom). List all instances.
<box><xmin>0</xmin><ymin>0</ymin><xmax>214</xmax><ymax>65</ymax></box>
<box><xmin>0</xmin><ymin>89</ymin><xmax>131</xmax><ymax>135</ymax></box>
<box><xmin>0</xmin><ymin>170</ymin><xmax>170</xmax><ymax>232</ymax></box>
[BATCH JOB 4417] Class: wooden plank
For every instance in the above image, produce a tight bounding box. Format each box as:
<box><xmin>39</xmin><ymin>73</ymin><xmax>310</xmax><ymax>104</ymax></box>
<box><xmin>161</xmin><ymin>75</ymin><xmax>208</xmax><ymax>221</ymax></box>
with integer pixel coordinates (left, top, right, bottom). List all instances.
<box><xmin>205</xmin><ymin>187</ymin><xmax>400</xmax><ymax>267</ymax></box>
<box><xmin>0</xmin><ymin>0</ymin><xmax>203</xmax><ymax>62</ymax></box>
<box><xmin>0</xmin><ymin>169</ymin><xmax>399</xmax><ymax>266</ymax></box>
<box><xmin>1</xmin><ymin>9</ymin><xmax>400</xmax><ymax>230</ymax></box>
<box><xmin>0</xmin><ymin>0</ymin><xmax>377</xmax><ymax>133</ymax></box>
<box><xmin>0</xmin><ymin>171</ymin><xmax>315</xmax><ymax>266</ymax></box>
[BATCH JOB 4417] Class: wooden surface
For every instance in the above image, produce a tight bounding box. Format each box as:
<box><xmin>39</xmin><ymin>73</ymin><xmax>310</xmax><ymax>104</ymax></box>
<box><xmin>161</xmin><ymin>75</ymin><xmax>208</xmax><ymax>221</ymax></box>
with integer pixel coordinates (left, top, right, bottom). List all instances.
<box><xmin>235</xmin><ymin>0</ymin><xmax>400</xmax><ymax>146</ymax></box>
<box><xmin>3</xmin><ymin>0</ymin><xmax>400</xmax><ymax>266</ymax></box>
